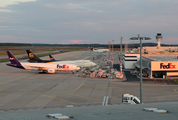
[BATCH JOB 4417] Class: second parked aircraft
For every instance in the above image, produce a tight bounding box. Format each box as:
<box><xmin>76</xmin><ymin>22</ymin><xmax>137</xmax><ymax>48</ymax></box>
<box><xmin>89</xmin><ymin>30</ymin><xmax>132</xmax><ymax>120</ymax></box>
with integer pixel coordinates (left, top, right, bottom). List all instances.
<box><xmin>26</xmin><ymin>50</ymin><xmax>97</xmax><ymax>68</ymax></box>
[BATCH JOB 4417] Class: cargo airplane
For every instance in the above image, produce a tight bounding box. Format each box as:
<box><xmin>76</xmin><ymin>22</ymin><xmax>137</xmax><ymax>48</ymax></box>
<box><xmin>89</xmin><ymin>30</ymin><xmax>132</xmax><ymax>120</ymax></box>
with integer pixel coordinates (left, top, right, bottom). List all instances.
<box><xmin>89</xmin><ymin>46</ymin><xmax>109</xmax><ymax>52</ymax></box>
<box><xmin>6</xmin><ymin>51</ymin><xmax>80</xmax><ymax>74</ymax></box>
<box><xmin>26</xmin><ymin>50</ymin><xmax>97</xmax><ymax>68</ymax></box>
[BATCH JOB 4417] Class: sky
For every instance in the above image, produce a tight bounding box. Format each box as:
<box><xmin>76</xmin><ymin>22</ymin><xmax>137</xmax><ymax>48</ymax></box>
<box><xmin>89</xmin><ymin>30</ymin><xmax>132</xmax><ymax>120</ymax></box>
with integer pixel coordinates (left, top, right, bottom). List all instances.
<box><xmin>0</xmin><ymin>0</ymin><xmax>178</xmax><ymax>44</ymax></box>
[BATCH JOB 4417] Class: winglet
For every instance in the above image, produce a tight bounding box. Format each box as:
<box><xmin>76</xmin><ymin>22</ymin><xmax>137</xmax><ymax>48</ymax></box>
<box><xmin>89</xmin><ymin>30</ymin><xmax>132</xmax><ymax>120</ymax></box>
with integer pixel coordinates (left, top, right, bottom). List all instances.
<box><xmin>49</xmin><ymin>55</ymin><xmax>56</xmax><ymax>61</ymax></box>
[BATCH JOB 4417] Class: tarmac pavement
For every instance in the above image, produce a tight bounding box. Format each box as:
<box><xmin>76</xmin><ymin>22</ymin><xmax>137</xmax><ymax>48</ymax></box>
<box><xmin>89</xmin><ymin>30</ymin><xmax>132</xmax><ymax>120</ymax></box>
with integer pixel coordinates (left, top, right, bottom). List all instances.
<box><xmin>0</xmin><ymin>51</ymin><xmax>178</xmax><ymax>120</ymax></box>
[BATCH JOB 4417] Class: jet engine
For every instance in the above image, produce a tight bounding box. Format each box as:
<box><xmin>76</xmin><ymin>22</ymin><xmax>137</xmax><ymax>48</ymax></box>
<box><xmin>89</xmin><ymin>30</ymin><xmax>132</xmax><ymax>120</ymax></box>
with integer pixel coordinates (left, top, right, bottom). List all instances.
<box><xmin>47</xmin><ymin>69</ymin><xmax>55</xmax><ymax>73</ymax></box>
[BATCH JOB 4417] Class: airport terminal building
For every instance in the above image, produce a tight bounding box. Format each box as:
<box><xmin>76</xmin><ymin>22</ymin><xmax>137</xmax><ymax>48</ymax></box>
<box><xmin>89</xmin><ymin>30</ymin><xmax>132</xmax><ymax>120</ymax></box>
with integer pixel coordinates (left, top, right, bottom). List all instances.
<box><xmin>123</xmin><ymin>33</ymin><xmax>178</xmax><ymax>79</ymax></box>
<box><xmin>143</xmin><ymin>55</ymin><xmax>178</xmax><ymax>79</ymax></box>
<box><xmin>123</xmin><ymin>53</ymin><xmax>178</xmax><ymax>79</ymax></box>
<box><xmin>123</xmin><ymin>54</ymin><xmax>140</xmax><ymax>69</ymax></box>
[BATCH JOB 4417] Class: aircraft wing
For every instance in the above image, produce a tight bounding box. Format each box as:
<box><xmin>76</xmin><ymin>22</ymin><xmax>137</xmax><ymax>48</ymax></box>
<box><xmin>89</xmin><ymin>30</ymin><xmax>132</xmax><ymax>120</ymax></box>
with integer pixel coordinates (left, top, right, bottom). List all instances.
<box><xmin>22</xmin><ymin>63</ymin><xmax>51</xmax><ymax>71</ymax></box>
<box><xmin>29</xmin><ymin>66</ymin><xmax>48</xmax><ymax>70</ymax></box>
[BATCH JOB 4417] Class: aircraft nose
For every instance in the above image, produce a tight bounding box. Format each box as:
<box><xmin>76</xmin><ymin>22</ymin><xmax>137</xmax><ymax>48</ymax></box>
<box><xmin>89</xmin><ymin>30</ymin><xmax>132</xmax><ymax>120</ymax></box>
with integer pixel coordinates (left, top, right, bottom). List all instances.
<box><xmin>93</xmin><ymin>62</ymin><xmax>97</xmax><ymax>66</ymax></box>
<box><xmin>76</xmin><ymin>66</ymin><xmax>80</xmax><ymax>70</ymax></box>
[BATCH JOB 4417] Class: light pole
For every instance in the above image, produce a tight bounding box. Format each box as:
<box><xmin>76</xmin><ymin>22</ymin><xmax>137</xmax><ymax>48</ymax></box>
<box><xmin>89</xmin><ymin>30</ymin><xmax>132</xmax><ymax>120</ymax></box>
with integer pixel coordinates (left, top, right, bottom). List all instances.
<box><xmin>112</xmin><ymin>39</ymin><xmax>114</xmax><ymax>69</ymax></box>
<box><xmin>120</xmin><ymin>36</ymin><xmax>123</xmax><ymax>73</ymax></box>
<box><xmin>108</xmin><ymin>40</ymin><xmax>111</xmax><ymax>66</ymax></box>
<box><xmin>130</xmin><ymin>34</ymin><xmax>151</xmax><ymax>104</ymax></box>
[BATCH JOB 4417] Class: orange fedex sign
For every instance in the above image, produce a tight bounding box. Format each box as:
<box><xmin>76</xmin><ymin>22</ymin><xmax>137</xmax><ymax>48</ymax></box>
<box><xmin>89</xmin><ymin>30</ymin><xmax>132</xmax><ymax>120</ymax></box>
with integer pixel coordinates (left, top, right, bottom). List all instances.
<box><xmin>160</xmin><ymin>63</ymin><xmax>176</xmax><ymax>69</ymax></box>
<box><xmin>151</xmin><ymin>61</ymin><xmax>177</xmax><ymax>71</ymax></box>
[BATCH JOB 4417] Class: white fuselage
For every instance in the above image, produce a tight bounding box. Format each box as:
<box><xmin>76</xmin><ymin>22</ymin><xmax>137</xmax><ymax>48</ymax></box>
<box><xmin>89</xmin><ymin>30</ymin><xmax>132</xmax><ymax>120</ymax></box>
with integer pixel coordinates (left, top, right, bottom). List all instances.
<box><xmin>21</xmin><ymin>62</ymin><xmax>80</xmax><ymax>71</ymax></box>
<box><xmin>93</xmin><ymin>49</ymin><xmax>109</xmax><ymax>52</ymax></box>
<box><xmin>48</xmin><ymin>60</ymin><xmax>96</xmax><ymax>67</ymax></box>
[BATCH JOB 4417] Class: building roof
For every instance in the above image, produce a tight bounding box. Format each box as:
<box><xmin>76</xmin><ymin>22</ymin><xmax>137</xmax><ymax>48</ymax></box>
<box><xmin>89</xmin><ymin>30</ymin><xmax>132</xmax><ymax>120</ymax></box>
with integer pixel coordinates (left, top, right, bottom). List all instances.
<box><xmin>0</xmin><ymin>102</ymin><xmax>178</xmax><ymax>120</ymax></box>
<box><xmin>143</xmin><ymin>54</ymin><xmax>178</xmax><ymax>61</ymax></box>
<box><xmin>134</xmin><ymin>61</ymin><xmax>147</xmax><ymax>69</ymax></box>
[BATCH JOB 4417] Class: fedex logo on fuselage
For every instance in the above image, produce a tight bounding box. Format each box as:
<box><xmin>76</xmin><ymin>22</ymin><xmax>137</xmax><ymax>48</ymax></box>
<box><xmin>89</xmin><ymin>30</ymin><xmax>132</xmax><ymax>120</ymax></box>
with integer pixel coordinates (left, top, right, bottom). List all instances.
<box><xmin>57</xmin><ymin>64</ymin><xmax>69</xmax><ymax>69</ymax></box>
<box><xmin>160</xmin><ymin>63</ymin><xmax>176</xmax><ymax>69</ymax></box>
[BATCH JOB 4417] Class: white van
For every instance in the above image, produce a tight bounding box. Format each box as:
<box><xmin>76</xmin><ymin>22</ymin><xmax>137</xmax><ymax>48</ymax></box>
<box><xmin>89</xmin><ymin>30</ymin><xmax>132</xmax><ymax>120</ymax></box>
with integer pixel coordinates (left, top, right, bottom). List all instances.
<box><xmin>122</xmin><ymin>94</ymin><xmax>140</xmax><ymax>104</ymax></box>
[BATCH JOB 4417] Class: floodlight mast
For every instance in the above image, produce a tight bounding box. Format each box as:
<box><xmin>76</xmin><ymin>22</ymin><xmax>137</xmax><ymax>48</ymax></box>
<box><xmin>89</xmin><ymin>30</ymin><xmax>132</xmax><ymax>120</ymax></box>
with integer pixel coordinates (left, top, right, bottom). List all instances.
<box><xmin>120</xmin><ymin>36</ymin><xmax>123</xmax><ymax>73</ymax></box>
<box><xmin>112</xmin><ymin>39</ymin><xmax>114</xmax><ymax>69</ymax></box>
<box><xmin>130</xmin><ymin>34</ymin><xmax>151</xmax><ymax>104</ymax></box>
<box><xmin>108</xmin><ymin>40</ymin><xmax>111</xmax><ymax>69</ymax></box>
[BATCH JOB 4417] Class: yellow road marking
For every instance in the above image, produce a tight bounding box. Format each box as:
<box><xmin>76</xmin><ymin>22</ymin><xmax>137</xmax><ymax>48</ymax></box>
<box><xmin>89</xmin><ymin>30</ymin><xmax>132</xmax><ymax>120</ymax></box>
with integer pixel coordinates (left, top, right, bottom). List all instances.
<box><xmin>62</xmin><ymin>91</ymin><xmax>119</xmax><ymax>105</ymax></box>
<box><xmin>0</xmin><ymin>110</ymin><xmax>4</xmax><ymax>113</ymax></box>
<box><xmin>83</xmin><ymin>84</ymin><xmax>110</xmax><ymax>88</ymax></box>
<box><xmin>29</xmin><ymin>79</ymin><xmax>88</xmax><ymax>93</ymax></box>
<box><xmin>0</xmin><ymin>79</ymin><xmax>87</xmax><ymax>94</ymax></box>
<box><xmin>174</xmin><ymin>89</ymin><xmax>178</xmax><ymax>93</ymax></box>
<box><xmin>83</xmin><ymin>84</ymin><xmax>120</xmax><ymax>89</ymax></box>
<box><xmin>35</xmin><ymin>92</ymin><xmax>85</xmax><ymax>107</ymax></box>
<box><xmin>73</xmin><ymin>79</ymin><xmax>87</xmax><ymax>90</ymax></box>
<box><xmin>0</xmin><ymin>79</ymin><xmax>113</xmax><ymax>106</ymax></box>
<box><xmin>32</xmin><ymin>79</ymin><xmax>103</xmax><ymax>103</ymax></box>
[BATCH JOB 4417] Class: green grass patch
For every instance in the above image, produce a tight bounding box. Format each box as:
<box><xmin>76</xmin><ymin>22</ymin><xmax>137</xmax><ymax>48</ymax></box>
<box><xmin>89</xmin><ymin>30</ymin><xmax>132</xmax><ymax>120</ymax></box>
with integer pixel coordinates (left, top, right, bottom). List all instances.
<box><xmin>0</xmin><ymin>51</ymin><xmax>69</xmax><ymax>63</ymax></box>
<box><xmin>0</xmin><ymin>58</ymin><xmax>10</xmax><ymax>63</ymax></box>
<box><xmin>172</xmin><ymin>81</ymin><xmax>178</xmax><ymax>84</ymax></box>
<box><xmin>0</xmin><ymin>58</ymin><xmax>24</xmax><ymax>63</ymax></box>
<box><xmin>0</xmin><ymin>46</ymin><xmax>86</xmax><ymax>55</ymax></box>
<box><xmin>36</xmin><ymin>51</ymin><xmax>68</xmax><ymax>57</ymax></box>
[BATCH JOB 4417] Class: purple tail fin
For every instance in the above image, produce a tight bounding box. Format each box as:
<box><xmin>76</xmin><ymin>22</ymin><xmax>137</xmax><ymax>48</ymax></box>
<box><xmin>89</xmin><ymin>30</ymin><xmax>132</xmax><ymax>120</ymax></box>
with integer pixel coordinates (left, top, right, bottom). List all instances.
<box><xmin>7</xmin><ymin>51</ymin><xmax>21</xmax><ymax>64</ymax></box>
<box><xmin>6</xmin><ymin>51</ymin><xmax>24</xmax><ymax>69</ymax></box>
<box><xmin>49</xmin><ymin>55</ymin><xmax>56</xmax><ymax>61</ymax></box>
